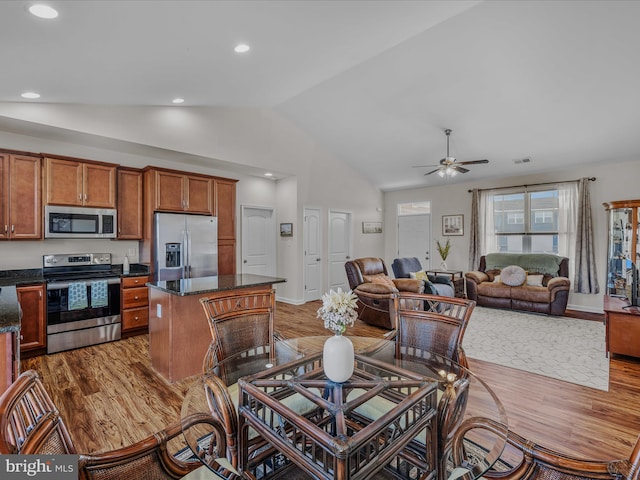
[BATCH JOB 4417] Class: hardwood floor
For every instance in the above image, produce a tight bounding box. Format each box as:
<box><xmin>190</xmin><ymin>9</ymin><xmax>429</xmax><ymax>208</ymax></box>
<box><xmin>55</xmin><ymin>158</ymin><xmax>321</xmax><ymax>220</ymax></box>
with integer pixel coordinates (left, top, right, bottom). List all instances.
<box><xmin>21</xmin><ymin>301</ymin><xmax>640</xmax><ymax>463</ymax></box>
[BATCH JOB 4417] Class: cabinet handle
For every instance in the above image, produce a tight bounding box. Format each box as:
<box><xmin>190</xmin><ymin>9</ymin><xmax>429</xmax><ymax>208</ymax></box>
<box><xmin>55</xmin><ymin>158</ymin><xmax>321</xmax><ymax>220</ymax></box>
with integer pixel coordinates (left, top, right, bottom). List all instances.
<box><xmin>134</xmin><ymin>316</ymin><xmax>139</xmax><ymax>321</ymax></box>
<box><xmin>79</xmin><ymin>193</ymin><xmax>82</xmax><ymax>201</ymax></box>
<box><xmin>3</xmin><ymin>225</ymin><xmax>6</xmax><ymax>233</ymax></box>
<box><xmin>134</xmin><ymin>296</ymin><xmax>139</xmax><ymax>300</ymax></box>
<box><xmin>134</xmin><ymin>280</ymin><xmax>139</xmax><ymax>284</ymax></box>
<box><xmin>11</xmin><ymin>225</ymin><xmax>14</xmax><ymax>233</ymax></box>
<box><xmin>20</xmin><ymin>335</ymin><xmax>23</xmax><ymax>341</ymax></box>
<box><xmin>84</xmin><ymin>193</ymin><xmax>88</xmax><ymax>201</ymax></box>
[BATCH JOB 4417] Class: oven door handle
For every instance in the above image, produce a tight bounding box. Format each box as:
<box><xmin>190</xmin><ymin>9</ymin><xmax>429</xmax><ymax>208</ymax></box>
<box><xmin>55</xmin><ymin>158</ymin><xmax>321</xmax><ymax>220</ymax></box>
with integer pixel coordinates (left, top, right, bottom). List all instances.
<box><xmin>47</xmin><ymin>278</ymin><xmax>121</xmax><ymax>290</ymax></box>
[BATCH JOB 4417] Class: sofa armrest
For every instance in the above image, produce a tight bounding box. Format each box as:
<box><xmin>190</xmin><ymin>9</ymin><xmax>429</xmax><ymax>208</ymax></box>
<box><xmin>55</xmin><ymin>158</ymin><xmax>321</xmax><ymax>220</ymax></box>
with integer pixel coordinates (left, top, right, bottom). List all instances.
<box><xmin>465</xmin><ymin>271</ymin><xmax>488</xmax><ymax>284</ymax></box>
<box><xmin>356</xmin><ymin>283</ymin><xmax>397</xmax><ymax>295</ymax></box>
<box><xmin>392</xmin><ymin>278</ymin><xmax>423</xmax><ymax>293</ymax></box>
<box><xmin>547</xmin><ymin>276</ymin><xmax>570</xmax><ymax>292</ymax></box>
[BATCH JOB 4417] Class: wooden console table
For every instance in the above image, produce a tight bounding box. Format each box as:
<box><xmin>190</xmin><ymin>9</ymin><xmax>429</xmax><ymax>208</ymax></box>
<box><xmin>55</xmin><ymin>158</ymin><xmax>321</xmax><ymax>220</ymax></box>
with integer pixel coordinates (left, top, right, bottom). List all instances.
<box><xmin>603</xmin><ymin>295</ymin><xmax>640</xmax><ymax>358</ymax></box>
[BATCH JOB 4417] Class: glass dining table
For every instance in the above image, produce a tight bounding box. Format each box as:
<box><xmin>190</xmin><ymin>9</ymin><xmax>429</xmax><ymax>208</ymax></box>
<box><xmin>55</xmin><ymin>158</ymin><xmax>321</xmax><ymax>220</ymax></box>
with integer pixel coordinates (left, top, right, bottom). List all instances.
<box><xmin>180</xmin><ymin>336</ymin><xmax>508</xmax><ymax>480</ymax></box>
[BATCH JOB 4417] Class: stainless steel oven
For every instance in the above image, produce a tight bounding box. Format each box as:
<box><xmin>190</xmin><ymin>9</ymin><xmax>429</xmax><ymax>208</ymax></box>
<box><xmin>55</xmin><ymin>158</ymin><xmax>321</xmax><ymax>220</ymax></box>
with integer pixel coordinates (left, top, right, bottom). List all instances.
<box><xmin>43</xmin><ymin>253</ymin><xmax>121</xmax><ymax>354</ymax></box>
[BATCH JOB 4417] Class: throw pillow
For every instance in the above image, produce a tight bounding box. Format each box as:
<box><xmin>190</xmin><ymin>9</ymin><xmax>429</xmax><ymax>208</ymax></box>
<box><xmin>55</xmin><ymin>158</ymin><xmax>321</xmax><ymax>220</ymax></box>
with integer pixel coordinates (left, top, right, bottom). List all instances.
<box><xmin>527</xmin><ymin>274</ymin><xmax>544</xmax><ymax>287</ymax></box>
<box><xmin>409</xmin><ymin>270</ymin><xmax>429</xmax><ymax>281</ymax></box>
<box><xmin>493</xmin><ymin>275</ymin><xmax>502</xmax><ymax>283</ymax></box>
<box><xmin>485</xmin><ymin>269</ymin><xmax>501</xmax><ymax>282</ymax></box>
<box><xmin>500</xmin><ymin>265</ymin><xmax>527</xmax><ymax>286</ymax></box>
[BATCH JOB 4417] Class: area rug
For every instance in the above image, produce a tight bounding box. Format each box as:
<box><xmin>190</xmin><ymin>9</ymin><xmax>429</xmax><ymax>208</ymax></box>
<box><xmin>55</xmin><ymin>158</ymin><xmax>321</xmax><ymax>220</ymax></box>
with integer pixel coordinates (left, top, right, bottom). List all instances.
<box><xmin>462</xmin><ymin>307</ymin><xmax>609</xmax><ymax>391</ymax></box>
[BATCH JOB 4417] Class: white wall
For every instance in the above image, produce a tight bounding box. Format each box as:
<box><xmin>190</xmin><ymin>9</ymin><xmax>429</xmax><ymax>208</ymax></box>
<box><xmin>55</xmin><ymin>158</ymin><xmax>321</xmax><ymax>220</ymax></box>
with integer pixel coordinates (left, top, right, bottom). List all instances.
<box><xmin>0</xmin><ymin>105</ymin><xmax>384</xmax><ymax>304</ymax></box>
<box><xmin>385</xmin><ymin>160</ymin><xmax>640</xmax><ymax>313</ymax></box>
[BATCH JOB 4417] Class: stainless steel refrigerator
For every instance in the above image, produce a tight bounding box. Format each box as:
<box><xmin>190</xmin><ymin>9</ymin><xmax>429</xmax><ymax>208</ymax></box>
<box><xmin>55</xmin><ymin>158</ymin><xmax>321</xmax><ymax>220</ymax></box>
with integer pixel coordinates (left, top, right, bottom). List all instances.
<box><xmin>153</xmin><ymin>212</ymin><xmax>218</xmax><ymax>281</ymax></box>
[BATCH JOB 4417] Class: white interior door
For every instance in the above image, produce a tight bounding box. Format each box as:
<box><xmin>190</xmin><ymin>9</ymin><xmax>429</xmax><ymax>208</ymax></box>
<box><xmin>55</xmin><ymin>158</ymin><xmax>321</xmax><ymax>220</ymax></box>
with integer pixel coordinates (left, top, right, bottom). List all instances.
<box><xmin>328</xmin><ymin>210</ymin><xmax>352</xmax><ymax>292</ymax></box>
<box><xmin>304</xmin><ymin>207</ymin><xmax>323</xmax><ymax>302</ymax></box>
<box><xmin>398</xmin><ymin>214</ymin><xmax>431</xmax><ymax>269</ymax></box>
<box><xmin>241</xmin><ymin>205</ymin><xmax>276</xmax><ymax>276</ymax></box>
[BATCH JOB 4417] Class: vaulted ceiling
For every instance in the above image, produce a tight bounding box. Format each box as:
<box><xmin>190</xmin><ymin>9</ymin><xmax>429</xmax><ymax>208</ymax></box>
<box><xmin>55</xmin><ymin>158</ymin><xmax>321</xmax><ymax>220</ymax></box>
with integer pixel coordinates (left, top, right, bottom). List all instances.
<box><xmin>1</xmin><ymin>1</ymin><xmax>638</xmax><ymax>191</ymax></box>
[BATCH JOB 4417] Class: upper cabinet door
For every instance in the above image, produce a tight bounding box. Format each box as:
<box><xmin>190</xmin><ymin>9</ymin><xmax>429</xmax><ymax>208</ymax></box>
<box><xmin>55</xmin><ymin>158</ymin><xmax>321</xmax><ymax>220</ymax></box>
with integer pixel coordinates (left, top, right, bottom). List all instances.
<box><xmin>44</xmin><ymin>157</ymin><xmax>83</xmax><ymax>206</ymax></box>
<box><xmin>185</xmin><ymin>175</ymin><xmax>212</xmax><ymax>214</ymax></box>
<box><xmin>1</xmin><ymin>153</ymin><xmax>42</xmax><ymax>240</ymax></box>
<box><xmin>117</xmin><ymin>168</ymin><xmax>143</xmax><ymax>239</ymax></box>
<box><xmin>83</xmin><ymin>163</ymin><xmax>116</xmax><ymax>208</ymax></box>
<box><xmin>154</xmin><ymin>170</ymin><xmax>186</xmax><ymax>212</ymax></box>
<box><xmin>9</xmin><ymin>155</ymin><xmax>41</xmax><ymax>239</ymax></box>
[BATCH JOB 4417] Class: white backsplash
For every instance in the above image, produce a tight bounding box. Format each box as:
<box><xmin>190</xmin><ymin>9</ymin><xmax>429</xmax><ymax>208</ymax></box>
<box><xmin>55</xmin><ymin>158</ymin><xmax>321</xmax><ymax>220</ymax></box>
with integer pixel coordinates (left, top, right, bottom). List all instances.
<box><xmin>0</xmin><ymin>239</ymin><xmax>141</xmax><ymax>270</ymax></box>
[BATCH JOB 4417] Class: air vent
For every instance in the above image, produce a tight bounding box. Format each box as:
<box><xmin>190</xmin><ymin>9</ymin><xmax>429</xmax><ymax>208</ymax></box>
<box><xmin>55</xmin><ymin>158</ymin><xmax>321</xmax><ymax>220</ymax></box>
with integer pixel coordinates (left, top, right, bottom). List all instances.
<box><xmin>513</xmin><ymin>157</ymin><xmax>531</xmax><ymax>164</ymax></box>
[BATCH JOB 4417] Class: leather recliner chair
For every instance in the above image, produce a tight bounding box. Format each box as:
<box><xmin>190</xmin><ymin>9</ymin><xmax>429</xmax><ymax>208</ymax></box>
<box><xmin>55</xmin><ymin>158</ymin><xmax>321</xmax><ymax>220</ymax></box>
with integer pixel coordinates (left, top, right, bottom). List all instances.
<box><xmin>344</xmin><ymin>257</ymin><xmax>423</xmax><ymax>329</ymax></box>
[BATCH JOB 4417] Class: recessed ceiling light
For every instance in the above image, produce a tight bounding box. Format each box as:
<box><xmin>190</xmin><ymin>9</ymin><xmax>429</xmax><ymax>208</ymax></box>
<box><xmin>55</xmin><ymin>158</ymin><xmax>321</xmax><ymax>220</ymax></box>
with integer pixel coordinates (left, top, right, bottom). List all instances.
<box><xmin>21</xmin><ymin>91</ymin><xmax>41</xmax><ymax>99</ymax></box>
<box><xmin>234</xmin><ymin>44</ymin><xmax>250</xmax><ymax>54</ymax></box>
<box><xmin>28</xmin><ymin>4</ymin><xmax>59</xmax><ymax>19</ymax></box>
<box><xmin>264</xmin><ymin>172</ymin><xmax>273</xmax><ymax>177</ymax></box>
<box><xmin>172</xmin><ymin>98</ymin><xmax>185</xmax><ymax>104</ymax></box>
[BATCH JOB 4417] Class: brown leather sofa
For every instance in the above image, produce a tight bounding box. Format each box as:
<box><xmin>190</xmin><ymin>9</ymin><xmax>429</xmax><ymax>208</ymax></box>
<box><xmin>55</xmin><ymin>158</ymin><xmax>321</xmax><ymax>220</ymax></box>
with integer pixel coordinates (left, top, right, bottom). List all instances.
<box><xmin>345</xmin><ymin>257</ymin><xmax>423</xmax><ymax>329</ymax></box>
<box><xmin>465</xmin><ymin>253</ymin><xmax>571</xmax><ymax>315</ymax></box>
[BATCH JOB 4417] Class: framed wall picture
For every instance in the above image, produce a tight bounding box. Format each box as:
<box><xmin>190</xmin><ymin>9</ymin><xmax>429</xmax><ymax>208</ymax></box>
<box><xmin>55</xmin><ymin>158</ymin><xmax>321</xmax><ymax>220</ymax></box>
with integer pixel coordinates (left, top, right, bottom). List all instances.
<box><xmin>442</xmin><ymin>214</ymin><xmax>464</xmax><ymax>236</ymax></box>
<box><xmin>362</xmin><ymin>221</ymin><xmax>383</xmax><ymax>234</ymax></box>
<box><xmin>280</xmin><ymin>223</ymin><xmax>293</xmax><ymax>237</ymax></box>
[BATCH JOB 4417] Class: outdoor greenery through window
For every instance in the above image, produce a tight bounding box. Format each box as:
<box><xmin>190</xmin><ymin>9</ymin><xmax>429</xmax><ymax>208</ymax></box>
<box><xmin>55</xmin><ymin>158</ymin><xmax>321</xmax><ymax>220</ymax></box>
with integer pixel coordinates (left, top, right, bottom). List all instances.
<box><xmin>493</xmin><ymin>189</ymin><xmax>559</xmax><ymax>253</ymax></box>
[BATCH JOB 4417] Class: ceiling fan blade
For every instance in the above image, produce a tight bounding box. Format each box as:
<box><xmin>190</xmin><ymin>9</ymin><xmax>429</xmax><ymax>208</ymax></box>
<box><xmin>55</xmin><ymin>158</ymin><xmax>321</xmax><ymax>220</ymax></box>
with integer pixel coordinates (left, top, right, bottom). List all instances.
<box><xmin>424</xmin><ymin>168</ymin><xmax>441</xmax><ymax>176</ymax></box>
<box><xmin>457</xmin><ymin>159</ymin><xmax>489</xmax><ymax>165</ymax></box>
<box><xmin>412</xmin><ymin>164</ymin><xmax>440</xmax><ymax>168</ymax></box>
<box><xmin>452</xmin><ymin>165</ymin><xmax>469</xmax><ymax>173</ymax></box>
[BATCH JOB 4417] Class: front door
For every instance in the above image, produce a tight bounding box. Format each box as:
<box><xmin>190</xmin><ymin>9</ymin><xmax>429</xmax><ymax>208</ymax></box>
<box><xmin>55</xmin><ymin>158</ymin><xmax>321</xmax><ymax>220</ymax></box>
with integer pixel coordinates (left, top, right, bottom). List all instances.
<box><xmin>398</xmin><ymin>214</ymin><xmax>431</xmax><ymax>269</ymax></box>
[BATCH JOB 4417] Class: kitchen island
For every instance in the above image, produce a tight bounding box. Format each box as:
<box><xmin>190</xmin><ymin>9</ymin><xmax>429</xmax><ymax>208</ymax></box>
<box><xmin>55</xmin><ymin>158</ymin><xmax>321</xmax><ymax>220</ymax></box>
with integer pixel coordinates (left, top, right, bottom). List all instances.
<box><xmin>147</xmin><ymin>274</ymin><xmax>286</xmax><ymax>382</ymax></box>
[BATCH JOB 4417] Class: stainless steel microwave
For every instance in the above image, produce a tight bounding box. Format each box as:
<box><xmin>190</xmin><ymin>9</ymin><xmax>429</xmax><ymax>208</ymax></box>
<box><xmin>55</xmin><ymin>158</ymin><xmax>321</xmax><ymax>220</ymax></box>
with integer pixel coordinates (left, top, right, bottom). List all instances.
<box><xmin>45</xmin><ymin>205</ymin><xmax>117</xmax><ymax>239</ymax></box>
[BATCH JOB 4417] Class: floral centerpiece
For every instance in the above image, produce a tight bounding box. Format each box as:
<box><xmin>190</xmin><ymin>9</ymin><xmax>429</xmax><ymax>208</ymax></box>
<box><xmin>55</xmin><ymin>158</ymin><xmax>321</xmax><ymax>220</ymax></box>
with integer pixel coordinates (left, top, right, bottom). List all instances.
<box><xmin>316</xmin><ymin>288</ymin><xmax>359</xmax><ymax>335</ymax></box>
<box><xmin>316</xmin><ymin>288</ymin><xmax>358</xmax><ymax>382</ymax></box>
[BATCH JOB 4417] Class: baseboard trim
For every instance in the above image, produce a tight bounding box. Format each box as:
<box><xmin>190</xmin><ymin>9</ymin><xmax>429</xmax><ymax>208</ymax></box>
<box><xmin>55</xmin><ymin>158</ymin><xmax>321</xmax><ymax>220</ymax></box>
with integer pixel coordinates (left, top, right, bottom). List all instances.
<box><xmin>275</xmin><ymin>296</ymin><xmax>306</xmax><ymax>306</ymax></box>
<box><xmin>564</xmin><ymin>308</ymin><xmax>604</xmax><ymax>322</ymax></box>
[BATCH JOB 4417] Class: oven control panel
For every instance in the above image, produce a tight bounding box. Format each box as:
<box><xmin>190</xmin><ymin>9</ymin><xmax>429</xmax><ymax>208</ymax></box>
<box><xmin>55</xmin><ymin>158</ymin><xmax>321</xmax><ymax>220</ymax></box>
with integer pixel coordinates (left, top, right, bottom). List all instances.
<box><xmin>44</xmin><ymin>253</ymin><xmax>112</xmax><ymax>267</ymax></box>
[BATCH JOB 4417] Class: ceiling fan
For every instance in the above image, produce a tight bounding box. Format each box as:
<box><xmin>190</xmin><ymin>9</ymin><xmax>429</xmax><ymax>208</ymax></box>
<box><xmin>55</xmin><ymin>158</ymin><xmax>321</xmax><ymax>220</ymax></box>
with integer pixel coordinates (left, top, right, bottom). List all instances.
<box><xmin>414</xmin><ymin>129</ymin><xmax>489</xmax><ymax>177</ymax></box>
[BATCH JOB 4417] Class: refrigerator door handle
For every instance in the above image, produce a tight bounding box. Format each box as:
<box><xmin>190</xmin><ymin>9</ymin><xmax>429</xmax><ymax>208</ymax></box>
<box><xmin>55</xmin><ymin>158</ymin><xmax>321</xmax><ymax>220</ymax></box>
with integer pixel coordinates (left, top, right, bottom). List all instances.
<box><xmin>181</xmin><ymin>229</ymin><xmax>188</xmax><ymax>279</ymax></box>
<box><xmin>186</xmin><ymin>229</ymin><xmax>192</xmax><ymax>278</ymax></box>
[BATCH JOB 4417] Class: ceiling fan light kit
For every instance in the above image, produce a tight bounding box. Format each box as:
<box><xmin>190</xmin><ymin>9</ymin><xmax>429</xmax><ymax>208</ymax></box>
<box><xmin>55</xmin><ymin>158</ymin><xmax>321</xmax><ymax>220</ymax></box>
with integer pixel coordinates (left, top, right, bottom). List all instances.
<box><xmin>414</xmin><ymin>128</ymin><xmax>489</xmax><ymax>179</ymax></box>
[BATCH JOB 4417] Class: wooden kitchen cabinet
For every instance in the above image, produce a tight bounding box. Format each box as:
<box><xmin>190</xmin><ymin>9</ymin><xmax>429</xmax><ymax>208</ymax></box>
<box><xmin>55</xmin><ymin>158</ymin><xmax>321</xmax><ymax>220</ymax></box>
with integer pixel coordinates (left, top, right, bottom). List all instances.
<box><xmin>215</xmin><ymin>177</ymin><xmax>238</xmax><ymax>274</ymax></box>
<box><xmin>0</xmin><ymin>152</ymin><xmax>42</xmax><ymax>240</ymax></box>
<box><xmin>0</xmin><ymin>332</ymin><xmax>18</xmax><ymax>395</ymax></box>
<box><xmin>121</xmin><ymin>275</ymin><xmax>149</xmax><ymax>336</ymax></box>
<box><xmin>150</xmin><ymin>168</ymin><xmax>212</xmax><ymax>214</ymax></box>
<box><xmin>44</xmin><ymin>156</ymin><xmax>117</xmax><ymax>208</ymax></box>
<box><xmin>17</xmin><ymin>284</ymin><xmax>46</xmax><ymax>357</ymax></box>
<box><xmin>117</xmin><ymin>168</ymin><xmax>143</xmax><ymax>239</ymax></box>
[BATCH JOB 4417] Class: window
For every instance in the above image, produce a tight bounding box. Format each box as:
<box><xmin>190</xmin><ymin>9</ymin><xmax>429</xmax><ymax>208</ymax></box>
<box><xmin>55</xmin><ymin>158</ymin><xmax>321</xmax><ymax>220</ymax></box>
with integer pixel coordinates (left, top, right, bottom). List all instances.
<box><xmin>397</xmin><ymin>201</ymin><xmax>430</xmax><ymax>216</ymax></box>
<box><xmin>493</xmin><ymin>189</ymin><xmax>559</xmax><ymax>254</ymax></box>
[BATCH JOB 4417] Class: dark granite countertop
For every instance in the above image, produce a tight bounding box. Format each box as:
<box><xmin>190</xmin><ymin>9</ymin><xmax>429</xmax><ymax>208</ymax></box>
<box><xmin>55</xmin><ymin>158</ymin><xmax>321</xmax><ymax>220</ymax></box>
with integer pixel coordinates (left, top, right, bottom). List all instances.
<box><xmin>0</xmin><ymin>268</ymin><xmax>44</xmax><ymax>287</ymax></box>
<box><xmin>147</xmin><ymin>274</ymin><xmax>286</xmax><ymax>296</ymax></box>
<box><xmin>0</xmin><ymin>286</ymin><xmax>21</xmax><ymax>333</ymax></box>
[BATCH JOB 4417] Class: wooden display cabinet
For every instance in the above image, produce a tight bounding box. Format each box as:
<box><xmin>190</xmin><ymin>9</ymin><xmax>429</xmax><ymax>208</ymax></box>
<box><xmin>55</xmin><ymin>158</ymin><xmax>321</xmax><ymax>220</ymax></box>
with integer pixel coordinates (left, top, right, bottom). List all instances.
<box><xmin>117</xmin><ymin>168</ymin><xmax>143</xmax><ymax>239</ymax></box>
<box><xmin>603</xmin><ymin>200</ymin><xmax>640</xmax><ymax>358</ymax></box>
<box><xmin>44</xmin><ymin>156</ymin><xmax>117</xmax><ymax>208</ymax></box>
<box><xmin>0</xmin><ymin>152</ymin><xmax>42</xmax><ymax>240</ymax></box>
